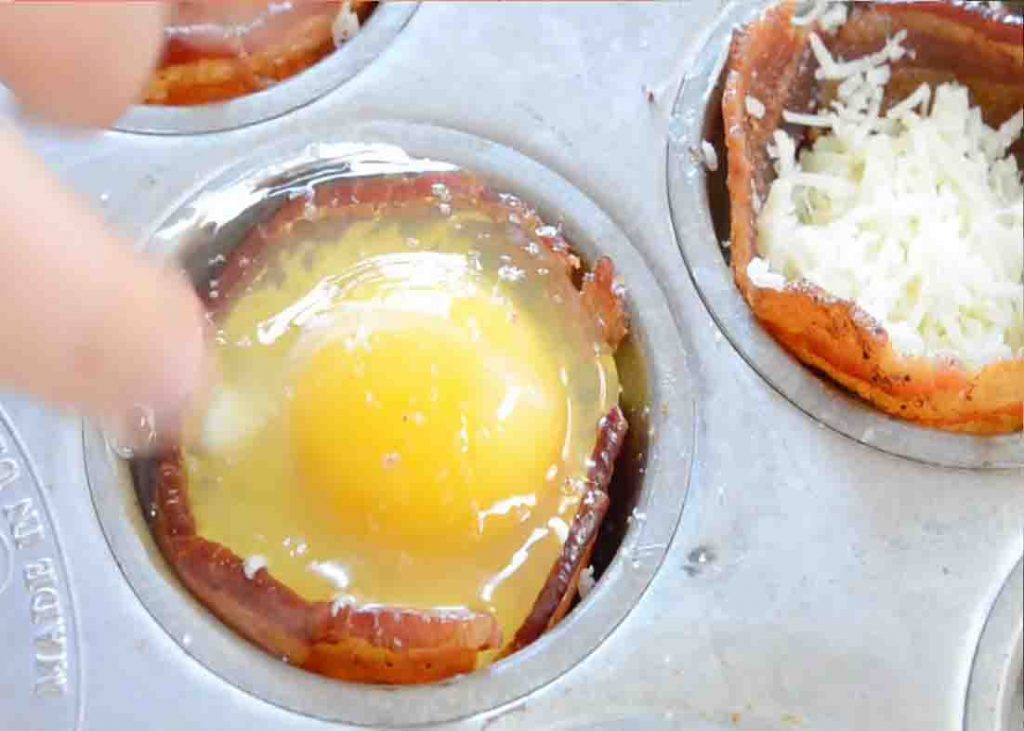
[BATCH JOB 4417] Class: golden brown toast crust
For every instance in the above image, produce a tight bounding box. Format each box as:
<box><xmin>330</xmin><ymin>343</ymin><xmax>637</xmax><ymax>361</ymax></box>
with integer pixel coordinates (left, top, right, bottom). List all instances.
<box><xmin>723</xmin><ymin>1</ymin><xmax>1024</xmax><ymax>434</ymax></box>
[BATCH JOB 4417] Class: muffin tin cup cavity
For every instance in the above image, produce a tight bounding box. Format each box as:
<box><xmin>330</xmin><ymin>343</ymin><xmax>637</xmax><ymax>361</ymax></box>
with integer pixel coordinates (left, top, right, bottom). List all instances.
<box><xmin>666</xmin><ymin>0</ymin><xmax>1024</xmax><ymax>469</ymax></box>
<box><xmin>85</xmin><ymin>122</ymin><xmax>695</xmax><ymax>726</ymax></box>
<box><xmin>965</xmin><ymin>557</ymin><xmax>1023</xmax><ymax>731</ymax></box>
<box><xmin>115</xmin><ymin>3</ymin><xmax>418</xmax><ymax>135</ymax></box>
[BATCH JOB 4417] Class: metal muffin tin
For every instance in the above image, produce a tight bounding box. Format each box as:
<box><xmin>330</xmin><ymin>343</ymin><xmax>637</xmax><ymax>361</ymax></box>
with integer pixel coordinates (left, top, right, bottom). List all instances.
<box><xmin>2</xmin><ymin>2</ymin><xmax>1022</xmax><ymax>730</ymax></box>
<box><xmin>666</xmin><ymin>0</ymin><xmax>1024</xmax><ymax>470</ymax></box>
<box><xmin>115</xmin><ymin>3</ymin><xmax>419</xmax><ymax>135</ymax></box>
<box><xmin>965</xmin><ymin>558</ymin><xmax>1023</xmax><ymax>731</ymax></box>
<box><xmin>84</xmin><ymin>125</ymin><xmax>696</xmax><ymax>727</ymax></box>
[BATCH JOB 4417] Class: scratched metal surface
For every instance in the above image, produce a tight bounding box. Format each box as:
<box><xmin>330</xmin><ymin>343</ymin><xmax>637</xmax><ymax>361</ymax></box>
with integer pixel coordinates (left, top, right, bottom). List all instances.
<box><xmin>1</xmin><ymin>2</ymin><xmax>1022</xmax><ymax>730</ymax></box>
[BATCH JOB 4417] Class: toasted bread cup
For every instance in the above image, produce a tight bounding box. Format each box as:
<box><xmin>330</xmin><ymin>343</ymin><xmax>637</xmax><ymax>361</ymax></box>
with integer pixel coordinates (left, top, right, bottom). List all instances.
<box><xmin>723</xmin><ymin>0</ymin><xmax>1023</xmax><ymax>434</ymax></box>
<box><xmin>146</xmin><ymin>1</ymin><xmax>375</xmax><ymax>106</ymax></box>
<box><xmin>143</xmin><ymin>170</ymin><xmax>629</xmax><ymax>684</ymax></box>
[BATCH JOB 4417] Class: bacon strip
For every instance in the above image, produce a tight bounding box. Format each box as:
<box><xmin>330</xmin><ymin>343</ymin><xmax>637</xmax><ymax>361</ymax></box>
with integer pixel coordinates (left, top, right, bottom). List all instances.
<box><xmin>143</xmin><ymin>455</ymin><xmax>502</xmax><ymax>683</ymax></box>
<box><xmin>207</xmin><ymin>171</ymin><xmax>599</xmax><ymax>313</ymax></box>
<box><xmin>504</xmin><ymin>406</ymin><xmax>628</xmax><ymax>655</ymax></box>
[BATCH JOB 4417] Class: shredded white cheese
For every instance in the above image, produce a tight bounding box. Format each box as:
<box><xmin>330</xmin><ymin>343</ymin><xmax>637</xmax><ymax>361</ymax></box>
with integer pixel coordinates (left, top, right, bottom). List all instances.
<box><xmin>332</xmin><ymin>1</ymin><xmax>360</xmax><ymax>45</ymax></box>
<box><xmin>701</xmin><ymin>140</ymin><xmax>719</xmax><ymax>172</ymax></box>
<box><xmin>746</xmin><ymin>95</ymin><xmax>767</xmax><ymax>119</ymax></box>
<box><xmin>885</xmin><ymin>82</ymin><xmax>931</xmax><ymax>119</ymax></box>
<box><xmin>818</xmin><ymin>2</ymin><xmax>849</xmax><ymax>33</ymax></box>
<box><xmin>792</xmin><ymin>0</ymin><xmax>849</xmax><ymax>34</ymax></box>
<box><xmin>243</xmin><ymin>555</ymin><xmax>267</xmax><ymax>580</ymax></box>
<box><xmin>756</xmin><ymin>33</ymin><xmax>1024</xmax><ymax>367</ymax></box>
<box><xmin>578</xmin><ymin>565</ymin><xmax>596</xmax><ymax>599</ymax></box>
<box><xmin>810</xmin><ymin>29</ymin><xmax>908</xmax><ymax>83</ymax></box>
<box><xmin>782</xmin><ymin>109</ymin><xmax>834</xmax><ymax>128</ymax></box>
<box><xmin>747</xmin><ymin>256</ymin><xmax>787</xmax><ymax>291</ymax></box>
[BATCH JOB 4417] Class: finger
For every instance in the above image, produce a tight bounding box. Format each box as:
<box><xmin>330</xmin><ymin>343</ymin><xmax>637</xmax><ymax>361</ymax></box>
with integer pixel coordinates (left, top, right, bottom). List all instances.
<box><xmin>0</xmin><ymin>125</ymin><xmax>209</xmax><ymax>434</ymax></box>
<box><xmin>0</xmin><ymin>3</ymin><xmax>167</xmax><ymax>127</ymax></box>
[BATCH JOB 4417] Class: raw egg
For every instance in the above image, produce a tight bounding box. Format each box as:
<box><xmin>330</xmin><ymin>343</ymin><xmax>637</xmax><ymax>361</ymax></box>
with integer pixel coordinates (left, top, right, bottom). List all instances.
<box><xmin>184</xmin><ymin>174</ymin><xmax>622</xmax><ymax>659</ymax></box>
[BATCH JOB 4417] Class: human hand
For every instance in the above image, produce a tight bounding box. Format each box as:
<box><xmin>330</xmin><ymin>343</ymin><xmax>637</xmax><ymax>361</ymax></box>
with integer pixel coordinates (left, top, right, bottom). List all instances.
<box><xmin>0</xmin><ymin>3</ymin><xmax>210</xmax><ymax>449</ymax></box>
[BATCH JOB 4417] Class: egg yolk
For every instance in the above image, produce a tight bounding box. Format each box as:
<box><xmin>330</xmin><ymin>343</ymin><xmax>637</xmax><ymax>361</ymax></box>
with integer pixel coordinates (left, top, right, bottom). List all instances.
<box><xmin>290</xmin><ymin>301</ymin><xmax>566</xmax><ymax>556</ymax></box>
<box><xmin>186</xmin><ymin>200</ymin><xmax>619</xmax><ymax>653</ymax></box>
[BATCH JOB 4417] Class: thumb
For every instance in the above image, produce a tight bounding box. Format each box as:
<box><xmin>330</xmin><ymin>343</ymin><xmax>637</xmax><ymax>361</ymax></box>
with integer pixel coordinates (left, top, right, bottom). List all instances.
<box><xmin>0</xmin><ymin>126</ymin><xmax>210</xmax><ymax>435</ymax></box>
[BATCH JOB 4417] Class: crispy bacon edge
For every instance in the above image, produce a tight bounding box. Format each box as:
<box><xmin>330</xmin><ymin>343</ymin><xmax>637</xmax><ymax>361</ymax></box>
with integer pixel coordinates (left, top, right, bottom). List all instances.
<box><xmin>147</xmin><ymin>457</ymin><xmax>502</xmax><ymax>684</ymax></box>
<box><xmin>502</xmin><ymin>406</ymin><xmax>627</xmax><ymax>656</ymax></box>
<box><xmin>146</xmin><ymin>170</ymin><xmax>631</xmax><ymax>683</ymax></box>
<box><xmin>723</xmin><ymin>0</ymin><xmax>1024</xmax><ymax>434</ymax></box>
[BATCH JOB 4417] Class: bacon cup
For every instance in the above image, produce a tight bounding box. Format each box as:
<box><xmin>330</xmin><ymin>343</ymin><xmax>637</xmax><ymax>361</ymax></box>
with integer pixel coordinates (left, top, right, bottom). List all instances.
<box><xmin>146</xmin><ymin>1</ymin><xmax>376</xmax><ymax>106</ymax></box>
<box><xmin>141</xmin><ymin>170</ymin><xmax>630</xmax><ymax>684</ymax></box>
<box><xmin>723</xmin><ymin>0</ymin><xmax>1024</xmax><ymax>434</ymax></box>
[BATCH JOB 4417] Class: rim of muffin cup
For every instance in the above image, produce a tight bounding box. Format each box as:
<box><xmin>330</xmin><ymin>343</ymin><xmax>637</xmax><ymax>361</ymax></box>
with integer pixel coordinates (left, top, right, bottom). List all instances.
<box><xmin>84</xmin><ymin>122</ymin><xmax>697</xmax><ymax>725</ymax></box>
